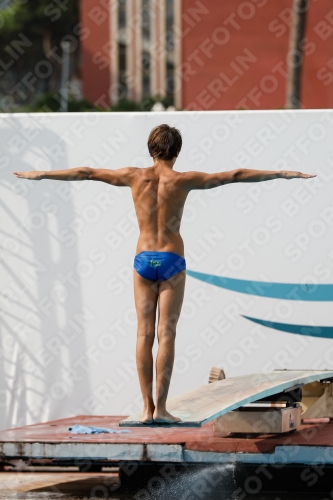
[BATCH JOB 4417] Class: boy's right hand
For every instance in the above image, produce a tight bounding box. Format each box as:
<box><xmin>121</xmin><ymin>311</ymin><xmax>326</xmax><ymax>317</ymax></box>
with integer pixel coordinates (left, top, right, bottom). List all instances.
<box><xmin>13</xmin><ymin>171</ymin><xmax>43</xmax><ymax>180</ymax></box>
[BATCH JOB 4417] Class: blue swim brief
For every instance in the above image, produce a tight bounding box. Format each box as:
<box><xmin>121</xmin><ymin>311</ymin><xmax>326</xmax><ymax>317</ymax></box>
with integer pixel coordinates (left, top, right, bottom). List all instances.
<box><xmin>134</xmin><ymin>251</ymin><xmax>186</xmax><ymax>282</ymax></box>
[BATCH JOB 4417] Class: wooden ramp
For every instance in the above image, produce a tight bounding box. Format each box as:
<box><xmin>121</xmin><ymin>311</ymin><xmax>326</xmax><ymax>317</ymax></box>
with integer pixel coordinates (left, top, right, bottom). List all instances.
<box><xmin>119</xmin><ymin>370</ymin><xmax>333</xmax><ymax>427</ymax></box>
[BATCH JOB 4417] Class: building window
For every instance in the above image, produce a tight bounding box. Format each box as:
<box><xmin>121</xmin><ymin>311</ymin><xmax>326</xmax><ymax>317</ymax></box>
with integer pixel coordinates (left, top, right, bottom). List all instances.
<box><xmin>142</xmin><ymin>0</ymin><xmax>151</xmax><ymax>98</ymax></box>
<box><xmin>118</xmin><ymin>0</ymin><xmax>127</xmax><ymax>99</ymax></box>
<box><xmin>166</xmin><ymin>0</ymin><xmax>175</xmax><ymax>104</ymax></box>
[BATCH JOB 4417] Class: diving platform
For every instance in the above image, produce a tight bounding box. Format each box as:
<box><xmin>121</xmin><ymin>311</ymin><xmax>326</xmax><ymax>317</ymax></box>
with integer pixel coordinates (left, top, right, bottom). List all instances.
<box><xmin>1</xmin><ymin>415</ymin><xmax>333</xmax><ymax>467</ymax></box>
<box><xmin>1</xmin><ymin>370</ymin><xmax>333</xmax><ymax>468</ymax></box>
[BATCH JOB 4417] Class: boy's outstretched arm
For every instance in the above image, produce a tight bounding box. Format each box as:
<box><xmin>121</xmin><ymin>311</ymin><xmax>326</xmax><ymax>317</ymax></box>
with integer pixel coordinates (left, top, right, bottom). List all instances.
<box><xmin>14</xmin><ymin>167</ymin><xmax>91</xmax><ymax>181</ymax></box>
<box><xmin>183</xmin><ymin>168</ymin><xmax>316</xmax><ymax>190</ymax></box>
<box><xmin>234</xmin><ymin>169</ymin><xmax>316</xmax><ymax>182</ymax></box>
<box><xmin>13</xmin><ymin>167</ymin><xmax>136</xmax><ymax>186</ymax></box>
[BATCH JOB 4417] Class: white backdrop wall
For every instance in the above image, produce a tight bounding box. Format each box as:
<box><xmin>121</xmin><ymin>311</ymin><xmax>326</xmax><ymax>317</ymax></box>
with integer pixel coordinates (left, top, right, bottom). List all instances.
<box><xmin>0</xmin><ymin>110</ymin><xmax>332</xmax><ymax>430</ymax></box>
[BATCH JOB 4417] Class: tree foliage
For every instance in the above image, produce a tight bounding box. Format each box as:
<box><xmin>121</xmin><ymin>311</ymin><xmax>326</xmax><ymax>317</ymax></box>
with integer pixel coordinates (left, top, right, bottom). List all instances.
<box><xmin>0</xmin><ymin>1</ymin><xmax>80</xmax><ymax>104</ymax></box>
<box><xmin>0</xmin><ymin>1</ymin><xmax>79</xmax><ymax>60</ymax></box>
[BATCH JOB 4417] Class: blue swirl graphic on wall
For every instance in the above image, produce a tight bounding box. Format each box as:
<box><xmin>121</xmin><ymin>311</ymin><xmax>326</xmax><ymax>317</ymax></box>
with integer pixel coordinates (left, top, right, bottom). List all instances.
<box><xmin>187</xmin><ymin>270</ymin><xmax>333</xmax><ymax>338</ymax></box>
<box><xmin>242</xmin><ymin>316</ymin><xmax>333</xmax><ymax>339</ymax></box>
<box><xmin>186</xmin><ymin>270</ymin><xmax>333</xmax><ymax>301</ymax></box>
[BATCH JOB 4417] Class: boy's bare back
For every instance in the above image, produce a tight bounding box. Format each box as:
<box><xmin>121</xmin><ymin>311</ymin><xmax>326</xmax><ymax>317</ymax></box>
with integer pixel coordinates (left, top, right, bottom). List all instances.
<box><xmin>96</xmin><ymin>162</ymin><xmax>235</xmax><ymax>256</ymax></box>
<box><xmin>130</xmin><ymin>165</ymin><xmax>188</xmax><ymax>256</ymax></box>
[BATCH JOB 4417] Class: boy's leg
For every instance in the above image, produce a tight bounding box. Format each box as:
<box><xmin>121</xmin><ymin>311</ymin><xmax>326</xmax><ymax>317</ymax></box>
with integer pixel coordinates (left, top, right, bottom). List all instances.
<box><xmin>154</xmin><ymin>270</ymin><xmax>186</xmax><ymax>423</ymax></box>
<box><xmin>133</xmin><ymin>270</ymin><xmax>159</xmax><ymax>423</ymax></box>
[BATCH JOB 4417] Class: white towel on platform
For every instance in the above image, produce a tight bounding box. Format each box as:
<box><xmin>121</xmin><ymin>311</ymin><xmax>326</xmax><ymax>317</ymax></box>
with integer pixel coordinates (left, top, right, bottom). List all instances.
<box><xmin>69</xmin><ymin>424</ymin><xmax>131</xmax><ymax>434</ymax></box>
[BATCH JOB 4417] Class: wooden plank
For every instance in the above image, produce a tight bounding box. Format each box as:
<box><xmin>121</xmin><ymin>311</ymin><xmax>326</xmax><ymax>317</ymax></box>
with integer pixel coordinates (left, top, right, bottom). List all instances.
<box><xmin>213</xmin><ymin>406</ymin><xmax>302</xmax><ymax>434</ymax></box>
<box><xmin>119</xmin><ymin>370</ymin><xmax>333</xmax><ymax>427</ymax></box>
<box><xmin>0</xmin><ymin>472</ymin><xmax>119</xmax><ymax>494</ymax></box>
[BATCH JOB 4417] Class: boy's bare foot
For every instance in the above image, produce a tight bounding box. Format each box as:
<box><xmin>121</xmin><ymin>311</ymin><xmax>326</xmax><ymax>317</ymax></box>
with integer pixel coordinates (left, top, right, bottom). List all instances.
<box><xmin>153</xmin><ymin>409</ymin><xmax>181</xmax><ymax>424</ymax></box>
<box><xmin>140</xmin><ymin>403</ymin><xmax>155</xmax><ymax>424</ymax></box>
<box><xmin>140</xmin><ymin>417</ymin><xmax>154</xmax><ymax>424</ymax></box>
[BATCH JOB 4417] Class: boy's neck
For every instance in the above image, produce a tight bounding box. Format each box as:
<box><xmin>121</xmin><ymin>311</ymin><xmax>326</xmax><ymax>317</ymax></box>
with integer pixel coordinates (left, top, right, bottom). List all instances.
<box><xmin>153</xmin><ymin>158</ymin><xmax>177</xmax><ymax>169</ymax></box>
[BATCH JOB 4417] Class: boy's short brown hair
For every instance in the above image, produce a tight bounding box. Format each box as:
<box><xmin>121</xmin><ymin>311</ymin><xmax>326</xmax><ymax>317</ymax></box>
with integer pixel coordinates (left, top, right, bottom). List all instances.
<box><xmin>147</xmin><ymin>124</ymin><xmax>182</xmax><ymax>160</ymax></box>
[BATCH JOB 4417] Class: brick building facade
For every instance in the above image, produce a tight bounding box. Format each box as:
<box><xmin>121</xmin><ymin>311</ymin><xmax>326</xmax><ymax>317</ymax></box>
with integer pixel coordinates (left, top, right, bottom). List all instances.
<box><xmin>80</xmin><ymin>0</ymin><xmax>333</xmax><ymax>110</ymax></box>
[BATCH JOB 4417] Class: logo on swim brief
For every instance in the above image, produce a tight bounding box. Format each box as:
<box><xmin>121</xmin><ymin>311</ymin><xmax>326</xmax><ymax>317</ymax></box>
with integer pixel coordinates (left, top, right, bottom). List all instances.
<box><xmin>149</xmin><ymin>259</ymin><xmax>161</xmax><ymax>267</ymax></box>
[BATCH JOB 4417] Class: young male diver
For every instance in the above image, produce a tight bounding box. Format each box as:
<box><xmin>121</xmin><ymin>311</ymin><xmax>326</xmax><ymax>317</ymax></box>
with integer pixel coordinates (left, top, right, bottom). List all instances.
<box><xmin>14</xmin><ymin>123</ymin><xmax>315</xmax><ymax>423</ymax></box>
